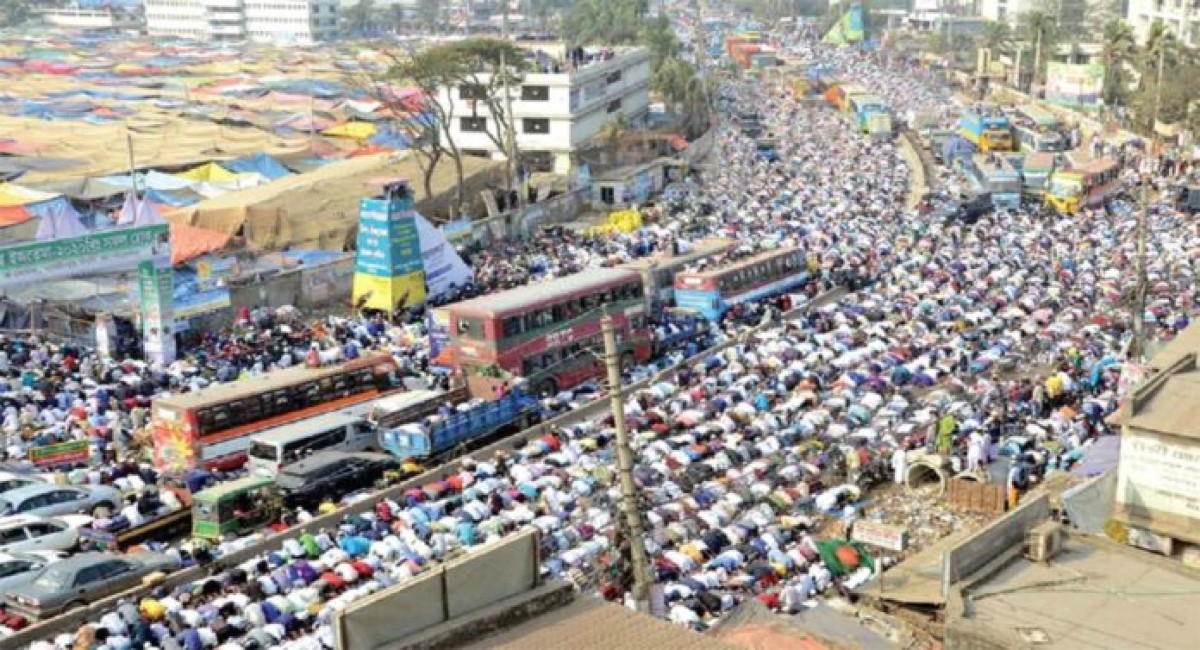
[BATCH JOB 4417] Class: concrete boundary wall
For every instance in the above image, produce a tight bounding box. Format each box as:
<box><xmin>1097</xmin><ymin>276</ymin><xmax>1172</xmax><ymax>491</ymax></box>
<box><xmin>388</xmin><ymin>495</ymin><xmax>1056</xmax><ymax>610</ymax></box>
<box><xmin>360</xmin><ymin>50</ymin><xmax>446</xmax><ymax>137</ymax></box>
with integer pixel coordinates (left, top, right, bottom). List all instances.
<box><xmin>941</xmin><ymin>493</ymin><xmax>1050</xmax><ymax>598</ymax></box>
<box><xmin>333</xmin><ymin>531</ymin><xmax>540</xmax><ymax>650</ymax></box>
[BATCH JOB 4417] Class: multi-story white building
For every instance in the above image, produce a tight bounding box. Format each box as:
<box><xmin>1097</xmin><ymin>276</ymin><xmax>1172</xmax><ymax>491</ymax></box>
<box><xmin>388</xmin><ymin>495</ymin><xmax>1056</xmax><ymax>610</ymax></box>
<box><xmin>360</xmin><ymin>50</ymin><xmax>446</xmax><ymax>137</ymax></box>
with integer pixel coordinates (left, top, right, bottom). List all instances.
<box><xmin>1128</xmin><ymin>0</ymin><xmax>1200</xmax><ymax>47</ymax></box>
<box><xmin>40</xmin><ymin>8</ymin><xmax>142</xmax><ymax>30</ymax></box>
<box><xmin>978</xmin><ymin>0</ymin><xmax>1041</xmax><ymax>25</ymax></box>
<box><xmin>143</xmin><ymin>0</ymin><xmax>339</xmax><ymax>43</ymax></box>
<box><xmin>435</xmin><ymin>47</ymin><xmax>653</xmax><ymax>176</ymax></box>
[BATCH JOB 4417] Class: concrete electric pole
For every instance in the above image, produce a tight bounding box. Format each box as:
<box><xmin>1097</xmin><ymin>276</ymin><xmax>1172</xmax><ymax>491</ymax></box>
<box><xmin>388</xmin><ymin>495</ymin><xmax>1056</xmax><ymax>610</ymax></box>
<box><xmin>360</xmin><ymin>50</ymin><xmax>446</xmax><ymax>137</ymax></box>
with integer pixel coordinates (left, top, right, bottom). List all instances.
<box><xmin>601</xmin><ymin>313</ymin><xmax>653</xmax><ymax>614</ymax></box>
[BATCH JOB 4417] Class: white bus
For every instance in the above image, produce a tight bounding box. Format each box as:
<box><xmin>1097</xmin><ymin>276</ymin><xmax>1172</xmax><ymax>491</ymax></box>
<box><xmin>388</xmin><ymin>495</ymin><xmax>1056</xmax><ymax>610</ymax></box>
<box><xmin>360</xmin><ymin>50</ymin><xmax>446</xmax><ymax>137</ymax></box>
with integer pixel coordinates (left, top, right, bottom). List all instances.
<box><xmin>245</xmin><ymin>412</ymin><xmax>376</xmax><ymax>477</ymax></box>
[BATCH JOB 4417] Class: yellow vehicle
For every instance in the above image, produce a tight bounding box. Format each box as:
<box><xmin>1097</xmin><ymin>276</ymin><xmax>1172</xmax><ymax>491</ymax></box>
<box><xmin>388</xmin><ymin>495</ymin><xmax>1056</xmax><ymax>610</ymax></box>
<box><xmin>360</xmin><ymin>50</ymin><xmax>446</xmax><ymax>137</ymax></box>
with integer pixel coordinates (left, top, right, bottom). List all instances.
<box><xmin>1045</xmin><ymin>157</ymin><xmax>1121</xmax><ymax>214</ymax></box>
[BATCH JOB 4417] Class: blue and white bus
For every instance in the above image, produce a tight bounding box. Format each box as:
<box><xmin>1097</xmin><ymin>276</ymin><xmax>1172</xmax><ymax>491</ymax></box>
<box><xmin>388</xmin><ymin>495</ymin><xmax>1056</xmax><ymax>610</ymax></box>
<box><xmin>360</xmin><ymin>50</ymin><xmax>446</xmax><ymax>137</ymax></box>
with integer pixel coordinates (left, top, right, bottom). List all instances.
<box><xmin>673</xmin><ymin>248</ymin><xmax>811</xmax><ymax>320</ymax></box>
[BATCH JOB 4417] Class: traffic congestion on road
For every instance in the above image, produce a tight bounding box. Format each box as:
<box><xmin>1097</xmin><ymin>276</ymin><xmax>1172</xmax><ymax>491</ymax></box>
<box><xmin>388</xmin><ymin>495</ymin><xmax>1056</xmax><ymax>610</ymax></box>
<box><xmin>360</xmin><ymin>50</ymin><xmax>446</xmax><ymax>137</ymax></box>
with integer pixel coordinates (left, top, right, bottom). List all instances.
<box><xmin>1</xmin><ymin>15</ymin><xmax>1197</xmax><ymax>650</ymax></box>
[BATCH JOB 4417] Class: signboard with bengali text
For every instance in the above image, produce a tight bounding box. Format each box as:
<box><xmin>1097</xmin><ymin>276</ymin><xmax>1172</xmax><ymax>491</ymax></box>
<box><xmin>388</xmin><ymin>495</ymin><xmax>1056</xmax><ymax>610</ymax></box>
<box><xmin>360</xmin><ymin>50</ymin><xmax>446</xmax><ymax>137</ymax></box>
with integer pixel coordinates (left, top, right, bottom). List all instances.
<box><xmin>0</xmin><ymin>224</ymin><xmax>169</xmax><ymax>288</ymax></box>
<box><xmin>29</xmin><ymin>440</ymin><xmax>89</xmax><ymax>467</ymax></box>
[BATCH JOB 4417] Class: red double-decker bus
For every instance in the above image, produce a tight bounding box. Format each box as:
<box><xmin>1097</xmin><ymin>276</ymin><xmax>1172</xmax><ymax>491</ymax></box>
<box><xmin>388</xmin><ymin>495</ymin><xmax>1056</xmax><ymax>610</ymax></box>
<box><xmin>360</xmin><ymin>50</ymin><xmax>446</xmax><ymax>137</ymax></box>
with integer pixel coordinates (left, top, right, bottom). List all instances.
<box><xmin>150</xmin><ymin>354</ymin><xmax>400</xmax><ymax>473</ymax></box>
<box><xmin>443</xmin><ymin>268</ymin><xmax>653</xmax><ymax>396</ymax></box>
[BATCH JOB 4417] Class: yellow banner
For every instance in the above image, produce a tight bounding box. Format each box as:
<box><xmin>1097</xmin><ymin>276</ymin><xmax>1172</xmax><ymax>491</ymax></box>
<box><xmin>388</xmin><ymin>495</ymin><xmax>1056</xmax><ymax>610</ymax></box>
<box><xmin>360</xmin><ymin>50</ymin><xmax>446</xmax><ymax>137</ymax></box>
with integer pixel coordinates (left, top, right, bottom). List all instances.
<box><xmin>352</xmin><ymin>272</ymin><xmax>427</xmax><ymax>312</ymax></box>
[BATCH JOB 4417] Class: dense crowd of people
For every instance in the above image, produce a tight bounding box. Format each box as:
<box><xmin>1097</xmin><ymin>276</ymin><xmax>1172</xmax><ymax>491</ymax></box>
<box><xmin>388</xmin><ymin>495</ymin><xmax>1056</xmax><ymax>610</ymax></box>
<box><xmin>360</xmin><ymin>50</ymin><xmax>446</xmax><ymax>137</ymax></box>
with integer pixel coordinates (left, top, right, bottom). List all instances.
<box><xmin>8</xmin><ymin>26</ymin><xmax>1200</xmax><ymax>650</ymax></box>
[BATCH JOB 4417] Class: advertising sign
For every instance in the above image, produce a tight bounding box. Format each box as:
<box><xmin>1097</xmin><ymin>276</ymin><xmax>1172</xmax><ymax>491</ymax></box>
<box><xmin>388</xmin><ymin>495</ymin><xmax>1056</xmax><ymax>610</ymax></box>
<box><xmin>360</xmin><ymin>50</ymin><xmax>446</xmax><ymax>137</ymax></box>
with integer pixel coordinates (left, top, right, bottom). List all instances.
<box><xmin>355</xmin><ymin>197</ymin><xmax>423</xmax><ymax>278</ymax></box>
<box><xmin>1116</xmin><ymin>430</ymin><xmax>1200</xmax><ymax>524</ymax></box>
<box><xmin>1045</xmin><ymin>63</ymin><xmax>1105</xmax><ymax>108</ymax></box>
<box><xmin>851</xmin><ymin>520</ymin><xmax>908</xmax><ymax>551</ymax></box>
<box><xmin>353</xmin><ymin>192</ymin><xmax>428</xmax><ymax>311</ymax></box>
<box><xmin>138</xmin><ymin>260</ymin><xmax>176</xmax><ymax>364</ymax></box>
<box><xmin>29</xmin><ymin>440</ymin><xmax>90</xmax><ymax>468</ymax></box>
<box><xmin>0</xmin><ymin>224</ymin><xmax>169</xmax><ymax>288</ymax></box>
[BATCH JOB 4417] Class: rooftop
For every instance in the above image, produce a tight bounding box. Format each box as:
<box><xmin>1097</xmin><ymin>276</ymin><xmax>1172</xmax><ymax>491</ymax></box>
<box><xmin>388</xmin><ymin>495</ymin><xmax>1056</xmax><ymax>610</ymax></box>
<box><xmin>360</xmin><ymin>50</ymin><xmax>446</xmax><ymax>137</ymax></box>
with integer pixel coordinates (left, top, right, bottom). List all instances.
<box><xmin>461</xmin><ymin>595</ymin><xmax>735</xmax><ymax>650</ymax></box>
<box><xmin>952</xmin><ymin>535</ymin><xmax>1200</xmax><ymax>649</ymax></box>
<box><xmin>1109</xmin><ymin>350</ymin><xmax>1200</xmax><ymax>438</ymax></box>
<box><xmin>446</xmin><ymin>267</ymin><xmax>639</xmax><ymax>316</ymax></box>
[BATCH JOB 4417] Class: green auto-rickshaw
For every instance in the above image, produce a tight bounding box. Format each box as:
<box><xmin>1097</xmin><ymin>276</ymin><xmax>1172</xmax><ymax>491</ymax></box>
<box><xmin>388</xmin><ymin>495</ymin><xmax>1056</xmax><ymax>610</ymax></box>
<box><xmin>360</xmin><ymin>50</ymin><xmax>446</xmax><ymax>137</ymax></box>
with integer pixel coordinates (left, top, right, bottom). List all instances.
<box><xmin>191</xmin><ymin>476</ymin><xmax>279</xmax><ymax>542</ymax></box>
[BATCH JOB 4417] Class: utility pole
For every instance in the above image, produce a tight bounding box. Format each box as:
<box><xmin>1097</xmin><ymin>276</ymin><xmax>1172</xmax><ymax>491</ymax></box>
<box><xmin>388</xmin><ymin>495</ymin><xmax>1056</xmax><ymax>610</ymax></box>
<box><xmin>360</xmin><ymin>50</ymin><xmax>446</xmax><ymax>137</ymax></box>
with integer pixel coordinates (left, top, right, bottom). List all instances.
<box><xmin>1133</xmin><ymin>41</ymin><xmax>1167</xmax><ymax>362</ymax></box>
<box><xmin>601</xmin><ymin>313</ymin><xmax>652</xmax><ymax>614</ymax></box>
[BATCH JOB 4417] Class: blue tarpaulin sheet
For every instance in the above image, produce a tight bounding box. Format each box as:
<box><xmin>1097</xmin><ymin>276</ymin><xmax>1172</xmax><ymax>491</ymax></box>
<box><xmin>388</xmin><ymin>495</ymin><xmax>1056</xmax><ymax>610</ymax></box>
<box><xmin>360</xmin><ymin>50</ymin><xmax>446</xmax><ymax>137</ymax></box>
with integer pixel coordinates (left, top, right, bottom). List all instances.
<box><xmin>226</xmin><ymin>153</ymin><xmax>292</xmax><ymax>181</ymax></box>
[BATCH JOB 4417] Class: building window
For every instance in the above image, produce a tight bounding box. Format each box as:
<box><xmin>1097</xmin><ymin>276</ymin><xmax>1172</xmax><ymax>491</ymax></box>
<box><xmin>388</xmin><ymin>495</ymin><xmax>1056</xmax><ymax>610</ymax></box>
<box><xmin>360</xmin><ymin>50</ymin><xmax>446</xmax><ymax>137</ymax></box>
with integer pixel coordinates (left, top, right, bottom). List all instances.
<box><xmin>522</xmin><ymin>118</ymin><xmax>550</xmax><ymax>134</ymax></box>
<box><xmin>459</xmin><ymin>84</ymin><xmax>487</xmax><ymax>100</ymax></box>
<box><xmin>606</xmin><ymin>99</ymin><xmax>622</xmax><ymax>114</ymax></box>
<box><xmin>521</xmin><ymin>151</ymin><xmax>555</xmax><ymax>172</ymax></box>
<box><xmin>460</xmin><ymin>117</ymin><xmax>487</xmax><ymax>132</ymax></box>
<box><xmin>462</xmin><ymin>149</ymin><xmax>491</xmax><ymax>158</ymax></box>
<box><xmin>521</xmin><ymin>85</ymin><xmax>549</xmax><ymax>101</ymax></box>
<box><xmin>606</xmin><ymin>70</ymin><xmax>622</xmax><ymax>84</ymax></box>
<box><xmin>600</xmin><ymin>186</ymin><xmax>615</xmax><ymax>204</ymax></box>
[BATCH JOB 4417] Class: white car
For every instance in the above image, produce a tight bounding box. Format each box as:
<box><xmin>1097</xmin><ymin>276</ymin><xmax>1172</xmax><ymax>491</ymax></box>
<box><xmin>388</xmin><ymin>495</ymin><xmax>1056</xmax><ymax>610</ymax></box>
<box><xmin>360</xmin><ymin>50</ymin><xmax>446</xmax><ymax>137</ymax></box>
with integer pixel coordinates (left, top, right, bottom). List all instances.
<box><xmin>0</xmin><ymin>550</ymin><xmax>65</xmax><ymax>593</ymax></box>
<box><xmin>0</xmin><ymin>471</ymin><xmax>51</xmax><ymax>496</ymax></box>
<box><xmin>0</xmin><ymin>515</ymin><xmax>83</xmax><ymax>553</ymax></box>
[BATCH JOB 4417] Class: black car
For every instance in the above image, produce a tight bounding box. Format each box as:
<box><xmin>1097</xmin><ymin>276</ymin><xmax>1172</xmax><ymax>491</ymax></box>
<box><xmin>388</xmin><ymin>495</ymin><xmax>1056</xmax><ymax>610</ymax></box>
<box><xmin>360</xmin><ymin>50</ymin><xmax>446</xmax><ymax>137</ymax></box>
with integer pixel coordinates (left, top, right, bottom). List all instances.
<box><xmin>933</xmin><ymin>192</ymin><xmax>993</xmax><ymax>225</ymax></box>
<box><xmin>275</xmin><ymin>451</ymin><xmax>399</xmax><ymax>509</ymax></box>
<box><xmin>1173</xmin><ymin>185</ymin><xmax>1200</xmax><ymax>214</ymax></box>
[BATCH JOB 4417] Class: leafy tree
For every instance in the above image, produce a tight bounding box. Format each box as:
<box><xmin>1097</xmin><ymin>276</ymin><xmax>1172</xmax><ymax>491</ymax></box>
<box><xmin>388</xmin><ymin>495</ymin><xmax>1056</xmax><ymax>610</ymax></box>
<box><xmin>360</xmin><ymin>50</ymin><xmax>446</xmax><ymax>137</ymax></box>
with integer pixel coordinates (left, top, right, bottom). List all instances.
<box><xmin>978</xmin><ymin>21</ymin><xmax>1012</xmax><ymax>55</ymax></box>
<box><xmin>1021</xmin><ymin>10</ymin><xmax>1058</xmax><ymax>88</ymax></box>
<box><xmin>417</xmin><ymin>0</ymin><xmax>441</xmax><ymax>32</ymax></box>
<box><xmin>379</xmin><ymin>47</ymin><xmax>473</xmax><ymax>216</ymax></box>
<box><xmin>447</xmin><ymin>40</ymin><xmax>528</xmax><ymax>190</ymax></box>
<box><xmin>0</xmin><ymin>0</ymin><xmax>29</xmax><ymax>27</ymax></box>
<box><xmin>343</xmin><ymin>0</ymin><xmax>376</xmax><ymax>36</ymax></box>
<box><xmin>1099</xmin><ymin>20</ymin><xmax>1136</xmax><ymax>107</ymax></box>
<box><xmin>564</xmin><ymin>0</ymin><xmax>647</xmax><ymax>45</ymax></box>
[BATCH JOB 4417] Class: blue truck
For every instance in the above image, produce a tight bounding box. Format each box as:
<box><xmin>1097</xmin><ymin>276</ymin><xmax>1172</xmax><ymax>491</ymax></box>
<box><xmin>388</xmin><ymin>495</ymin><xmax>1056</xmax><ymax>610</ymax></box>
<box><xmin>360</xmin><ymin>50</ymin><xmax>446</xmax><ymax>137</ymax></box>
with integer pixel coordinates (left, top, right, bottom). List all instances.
<box><xmin>377</xmin><ymin>387</ymin><xmax>542</xmax><ymax>461</ymax></box>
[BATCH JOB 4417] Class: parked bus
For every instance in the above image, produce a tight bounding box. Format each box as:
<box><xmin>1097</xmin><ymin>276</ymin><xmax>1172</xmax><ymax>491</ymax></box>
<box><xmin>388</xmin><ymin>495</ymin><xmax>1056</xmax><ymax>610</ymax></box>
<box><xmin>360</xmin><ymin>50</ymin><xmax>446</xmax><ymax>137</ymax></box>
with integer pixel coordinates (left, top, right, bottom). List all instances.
<box><xmin>958</xmin><ymin>106</ymin><xmax>1013</xmax><ymax>152</ymax></box>
<box><xmin>245</xmin><ymin>412</ymin><xmax>377</xmax><ymax>477</ymax></box>
<box><xmin>1013</xmin><ymin>124</ymin><xmax>1065</xmax><ymax>153</ymax></box>
<box><xmin>1045</xmin><ymin>156</ymin><xmax>1121</xmax><ymax>214</ymax></box>
<box><xmin>848</xmin><ymin>94</ymin><xmax>888</xmax><ymax>134</ymax></box>
<box><xmin>673</xmin><ymin>248</ymin><xmax>811</xmax><ymax>321</ymax></box>
<box><xmin>443</xmin><ymin>268</ymin><xmax>653</xmax><ymax>396</ymax></box>
<box><xmin>1015</xmin><ymin>104</ymin><xmax>1060</xmax><ymax>131</ymax></box>
<box><xmin>824</xmin><ymin>83</ymin><xmax>868</xmax><ymax>113</ymax></box>
<box><xmin>962</xmin><ymin>154</ymin><xmax>1023</xmax><ymax>211</ymax></box>
<box><xmin>619</xmin><ymin>238</ymin><xmax>734</xmax><ymax>314</ymax></box>
<box><xmin>150</xmin><ymin>354</ymin><xmax>400</xmax><ymax>473</ymax></box>
<box><xmin>1014</xmin><ymin>152</ymin><xmax>1058</xmax><ymax>201</ymax></box>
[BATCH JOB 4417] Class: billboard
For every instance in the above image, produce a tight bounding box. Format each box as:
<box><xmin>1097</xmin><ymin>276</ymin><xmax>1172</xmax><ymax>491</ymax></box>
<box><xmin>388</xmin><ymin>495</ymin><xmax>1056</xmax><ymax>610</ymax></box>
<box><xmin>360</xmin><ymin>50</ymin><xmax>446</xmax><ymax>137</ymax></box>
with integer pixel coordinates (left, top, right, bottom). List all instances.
<box><xmin>352</xmin><ymin>194</ymin><xmax>428</xmax><ymax>311</ymax></box>
<box><xmin>1045</xmin><ymin>63</ymin><xmax>1105</xmax><ymax>108</ymax></box>
<box><xmin>0</xmin><ymin>224</ymin><xmax>169</xmax><ymax>288</ymax></box>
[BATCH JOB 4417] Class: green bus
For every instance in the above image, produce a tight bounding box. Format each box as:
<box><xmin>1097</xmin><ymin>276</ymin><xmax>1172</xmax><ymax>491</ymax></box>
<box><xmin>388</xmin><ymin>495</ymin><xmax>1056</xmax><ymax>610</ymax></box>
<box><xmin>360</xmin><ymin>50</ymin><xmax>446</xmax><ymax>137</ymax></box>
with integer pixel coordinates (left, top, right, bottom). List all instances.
<box><xmin>191</xmin><ymin>476</ymin><xmax>278</xmax><ymax>542</ymax></box>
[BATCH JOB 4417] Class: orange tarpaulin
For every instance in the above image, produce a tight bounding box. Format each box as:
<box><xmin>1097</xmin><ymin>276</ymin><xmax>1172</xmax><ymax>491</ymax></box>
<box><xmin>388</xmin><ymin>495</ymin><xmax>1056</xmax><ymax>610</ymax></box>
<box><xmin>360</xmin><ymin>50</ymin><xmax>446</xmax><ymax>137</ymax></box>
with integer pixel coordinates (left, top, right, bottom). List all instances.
<box><xmin>171</xmin><ymin>222</ymin><xmax>232</xmax><ymax>265</ymax></box>
<box><xmin>0</xmin><ymin>205</ymin><xmax>31</xmax><ymax>227</ymax></box>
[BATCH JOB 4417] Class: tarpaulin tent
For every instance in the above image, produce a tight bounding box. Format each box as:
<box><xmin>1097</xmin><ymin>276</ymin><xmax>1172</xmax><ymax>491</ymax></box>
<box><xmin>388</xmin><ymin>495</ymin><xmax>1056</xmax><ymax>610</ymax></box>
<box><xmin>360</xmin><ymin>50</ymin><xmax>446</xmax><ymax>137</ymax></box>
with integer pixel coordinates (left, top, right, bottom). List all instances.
<box><xmin>174</xmin><ymin>162</ymin><xmax>240</xmax><ymax>183</ymax></box>
<box><xmin>226</xmin><ymin>153</ymin><xmax>292</xmax><ymax>180</ymax></box>
<box><xmin>0</xmin><ymin>183</ymin><xmax>60</xmax><ymax>206</ymax></box>
<box><xmin>0</xmin><ymin>205</ymin><xmax>31</xmax><ymax>227</ymax></box>
<box><xmin>33</xmin><ymin>197</ymin><xmax>87</xmax><ymax>240</ymax></box>
<box><xmin>322</xmin><ymin>121</ymin><xmax>377</xmax><ymax>141</ymax></box>
<box><xmin>171</xmin><ymin>222</ymin><xmax>232</xmax><ymax>264</ymax></box>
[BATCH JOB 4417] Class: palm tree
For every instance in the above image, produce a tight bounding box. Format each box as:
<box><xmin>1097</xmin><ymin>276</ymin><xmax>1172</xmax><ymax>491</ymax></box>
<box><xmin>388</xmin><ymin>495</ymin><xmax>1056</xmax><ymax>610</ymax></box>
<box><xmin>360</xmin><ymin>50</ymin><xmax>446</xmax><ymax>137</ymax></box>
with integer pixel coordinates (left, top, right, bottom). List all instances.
<box><xmin>1100</xmin><ymin>20</ymin><xmax>1136</xmax><ymax>107</ymax></box>
<box><xmin>1021</xmin><ymin>11</ymin><xmax>1058</xmax><ymax>88</ymax></box>
<box><xmin>978</xmin><ymin>21</ymin><xmax>1013</xmax><ymax>55</ymax></box>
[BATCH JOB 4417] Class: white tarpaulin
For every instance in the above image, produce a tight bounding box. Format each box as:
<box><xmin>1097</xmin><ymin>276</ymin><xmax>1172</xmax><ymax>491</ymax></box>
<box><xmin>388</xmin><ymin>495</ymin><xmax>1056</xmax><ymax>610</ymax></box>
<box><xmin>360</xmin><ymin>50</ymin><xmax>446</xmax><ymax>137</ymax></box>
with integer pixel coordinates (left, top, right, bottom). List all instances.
<box><xmin>414</xmin><ymin>212</ymin><xmax>473</xmax><ymax>297</ymax></box>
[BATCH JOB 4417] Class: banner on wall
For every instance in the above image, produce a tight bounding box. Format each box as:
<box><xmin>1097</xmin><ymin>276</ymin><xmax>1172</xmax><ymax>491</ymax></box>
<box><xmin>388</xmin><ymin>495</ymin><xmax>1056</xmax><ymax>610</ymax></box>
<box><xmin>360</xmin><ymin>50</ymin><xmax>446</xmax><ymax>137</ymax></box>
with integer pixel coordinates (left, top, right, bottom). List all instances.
<box><xmin>0</xmin><ymin>224</ymin><xmax>168</xmax><ymax>288</ymax></box>
<box><xmin>1045</xmin><ymin>63</ymin><xmax>1104</xmax><ymax>108</ymax></box>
